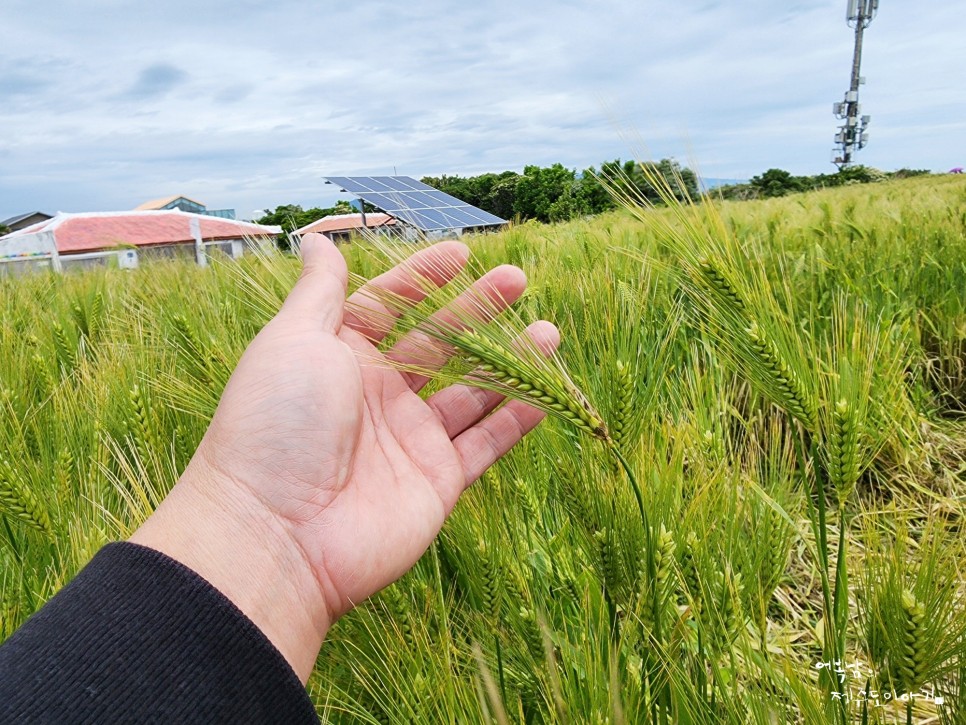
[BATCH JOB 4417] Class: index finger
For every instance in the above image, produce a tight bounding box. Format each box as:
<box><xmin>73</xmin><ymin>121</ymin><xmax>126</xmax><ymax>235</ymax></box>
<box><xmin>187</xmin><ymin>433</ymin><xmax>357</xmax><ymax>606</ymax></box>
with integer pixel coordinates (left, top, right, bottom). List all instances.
<box><xmin>344</xmin><ymin>241</ymin><xmax>469</xmax><ymax>343</ymax></box>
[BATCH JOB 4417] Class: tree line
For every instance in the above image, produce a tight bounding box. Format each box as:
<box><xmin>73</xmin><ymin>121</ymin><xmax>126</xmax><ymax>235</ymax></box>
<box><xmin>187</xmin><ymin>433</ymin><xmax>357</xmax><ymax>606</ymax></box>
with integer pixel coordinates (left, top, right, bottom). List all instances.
<box><xmin>254</xmin><ymin>159</ymin><xmax>699</xmax><ymax>234</ymax></box>
<box><xmin>254</xmin><ymin>162</ymin><xmax>933</xmax><ymax>238</ymax></box>
<box><xmin>421</xmin><ymin>159</ymin><xmax>698</xmax><ymax>223</ymax></box>
<box><xmin>720</xmin><ymin>165</ymin><xmax>930</xmax><ymax>200</ymax></box>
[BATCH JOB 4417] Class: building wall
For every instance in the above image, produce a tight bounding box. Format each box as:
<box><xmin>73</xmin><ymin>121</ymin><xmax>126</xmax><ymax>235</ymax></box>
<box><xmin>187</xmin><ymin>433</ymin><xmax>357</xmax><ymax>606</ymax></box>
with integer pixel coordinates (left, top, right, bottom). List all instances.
<box><xmin>60</xmin><ymin>255</ymin><xmax>116</xmax><ymax>273</ymax></box>
<box><xmin>60</xmin><ymin>250</ymin><xmax>138</xmax><ymax>272</ymax></box>
<box><xmin>1</xmin><ymin>234</ymin><xmax>265</xmax><ymax>276</ymax></box>
<box><xmin>138</xmin><ymin>242</ymin><xmax>196</xmax><ymax>261</ymax></box>
<box><xmin>0</xmin><ymin>230</ymin><xmax>57</xmax><ymax>258</ymax></box>
<box><xmin>0</xmin><ymin>258</ymin><xmax>53</xmax><ymax>277</ymax></box>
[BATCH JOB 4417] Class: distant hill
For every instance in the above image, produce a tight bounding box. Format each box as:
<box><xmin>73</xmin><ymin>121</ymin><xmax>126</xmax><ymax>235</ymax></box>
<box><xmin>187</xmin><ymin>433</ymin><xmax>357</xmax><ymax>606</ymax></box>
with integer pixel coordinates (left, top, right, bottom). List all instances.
<box><xmin>699</xmin><ymin>177</ymin><xmax>746</xmax><ymax>190</ymax></box>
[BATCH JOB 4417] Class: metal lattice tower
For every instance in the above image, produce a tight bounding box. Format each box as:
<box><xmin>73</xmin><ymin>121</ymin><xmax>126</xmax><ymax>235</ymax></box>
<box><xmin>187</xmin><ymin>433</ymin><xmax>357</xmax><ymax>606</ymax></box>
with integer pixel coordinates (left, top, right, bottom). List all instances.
<box><xmin>832</xmin><ymin>0</ymin><xmax>879</xmax><ymax>168</ymax></box>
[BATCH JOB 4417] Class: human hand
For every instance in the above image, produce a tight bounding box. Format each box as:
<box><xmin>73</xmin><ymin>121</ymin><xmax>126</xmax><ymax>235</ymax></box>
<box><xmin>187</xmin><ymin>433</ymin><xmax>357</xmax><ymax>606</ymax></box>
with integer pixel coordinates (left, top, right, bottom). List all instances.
<box><xmin>131</xmin><ymin>234</ymin><xmax>557</xmax><ymax>681</ymax></box>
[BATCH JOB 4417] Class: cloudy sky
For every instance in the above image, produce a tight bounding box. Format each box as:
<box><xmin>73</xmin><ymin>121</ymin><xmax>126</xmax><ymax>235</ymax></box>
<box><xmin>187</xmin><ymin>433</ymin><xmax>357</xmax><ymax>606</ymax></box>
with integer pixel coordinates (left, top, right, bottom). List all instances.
<box><xmin>1</xmin><ymin>0</ymin><xmax>963</xmax><ymax>221</ymax></box>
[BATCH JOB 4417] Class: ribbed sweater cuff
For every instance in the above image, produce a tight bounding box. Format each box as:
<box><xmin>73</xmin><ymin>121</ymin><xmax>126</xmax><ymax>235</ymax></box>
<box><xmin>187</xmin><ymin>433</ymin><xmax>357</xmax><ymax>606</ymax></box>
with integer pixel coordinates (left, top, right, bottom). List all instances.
<box><xmin>0</xmin><ymin>541</ymin><xmax>318</xmax><ymax>724</ymax></box>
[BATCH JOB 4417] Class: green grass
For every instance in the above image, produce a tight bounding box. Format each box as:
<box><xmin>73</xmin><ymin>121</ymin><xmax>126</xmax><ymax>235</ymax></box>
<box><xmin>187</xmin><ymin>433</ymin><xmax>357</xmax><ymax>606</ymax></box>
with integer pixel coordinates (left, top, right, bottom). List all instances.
<box><xmin>2</xmin><ymin>174</ymin><xmax>965</xmax><ymax>723</ymax></box>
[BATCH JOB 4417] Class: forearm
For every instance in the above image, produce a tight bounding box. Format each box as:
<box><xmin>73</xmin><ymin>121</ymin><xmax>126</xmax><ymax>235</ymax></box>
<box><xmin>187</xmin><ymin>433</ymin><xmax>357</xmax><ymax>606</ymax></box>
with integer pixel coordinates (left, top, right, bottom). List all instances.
<box><xmin>0</xmin><ymin>542</ymin><xmax>318</xmax><ymax>724</ymax></box>
<box><xmin>129</xmin><ymin>453</ymin><xmax>333</xmax><ymax>683</ymax></box>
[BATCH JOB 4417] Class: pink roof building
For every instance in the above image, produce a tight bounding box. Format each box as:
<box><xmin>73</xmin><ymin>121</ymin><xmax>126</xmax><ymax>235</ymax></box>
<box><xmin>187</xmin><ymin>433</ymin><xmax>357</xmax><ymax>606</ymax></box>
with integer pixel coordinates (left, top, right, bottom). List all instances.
<box><xmin>1</xmin><ymin>210</ymin><xmax>279</xmax><ymax>254</ymax></box>
<box><xmin>0</xmin><ymin>210</ymin><xmax>281</xmax><ymax>273</ymax></box>
<box><xmin>293</xmin><ymin>213</ymin><xmax>395</xmax><ymax>243</ymax></box>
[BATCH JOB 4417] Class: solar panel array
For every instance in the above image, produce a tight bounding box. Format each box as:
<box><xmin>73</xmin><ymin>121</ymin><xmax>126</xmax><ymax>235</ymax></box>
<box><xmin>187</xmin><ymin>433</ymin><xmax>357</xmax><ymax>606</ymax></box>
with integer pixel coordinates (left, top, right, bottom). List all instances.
<box><xmin>324</xmin><ymin>176</ymin><xmax>507</xmax><ymax>231</ymax></box>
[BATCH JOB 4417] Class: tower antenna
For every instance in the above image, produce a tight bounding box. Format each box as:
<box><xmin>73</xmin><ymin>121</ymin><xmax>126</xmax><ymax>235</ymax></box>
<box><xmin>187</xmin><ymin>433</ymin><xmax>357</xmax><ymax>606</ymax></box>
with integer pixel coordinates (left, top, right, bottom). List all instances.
<box><xmin>832</xmin><ymin>0</ymin><xmax>879</xmax><ymax>168</ymax></box>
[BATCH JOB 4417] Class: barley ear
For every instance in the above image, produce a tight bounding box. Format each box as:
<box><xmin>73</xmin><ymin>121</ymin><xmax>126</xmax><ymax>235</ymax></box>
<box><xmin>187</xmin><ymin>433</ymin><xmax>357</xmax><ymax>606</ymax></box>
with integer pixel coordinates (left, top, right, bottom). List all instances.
<box><xmin>746</xmin><ymin>322</ymin><xmax>817</xmax><ymax>428</ymax></box>
<box><xmin>515</xmin><ymin>477</ymin><xmax>541</xmax><ymax>529</ymax></box>
<box><xmin>51</xmin><ymin>321</ymin><xmax>76</xmax><ymax>374</ymax></box>
<box><xmin>827</xmin><ymin>397</ymin><xmax>861</xmax><ymax>500</ymax></box>
<box><xmin>654</xmin><ymin>525</ymin><xmax>676</xmax><ymax>603</ymax></box>
<box><xmin>678</xmin><ymin>532</ymin><xmax>702</xmax><ymax>610</ymax></box>
<box><xmin>0</xmin><ymin>458</ymin><xmax>53</xmax><ymax>536</ymax></box>
<box><xmin>697</xmin><ymin>258</ymin><xmax>748</xmax><ymax>313</ymax></box>
<box><xmin>128</xmin><ymin>385</ymin><xmax>157</xmax><ymax>459</ymax></box>
<box><xmin>477</xmin><ymin>541</ymin><xmax>504</xmax><ymax>621</ymax></box>
<box><xmin>383</xmin><ymin>585</ymin><xmax>415</xmax><ymax>648</ymax></box>
<box><xmin>456</xmin><ymin>328</ymin><xmax>607</xmax><ymax>439</ymax></box>
<box><xmin>896</xmin><ymin>589</ymin><xmax>927</xmax><ymax>694</ymax></box>
<box><xmin>89</xmin><ymin>291</ymin><xmax>104</xmax><ymax>339</ymax></box>
<box><xmin>611</xmin><ymin>359</ymin><xmax>634</xmax><ymax>451</ymax></box>
<box><xmin>594</xmin><ymin>527</ymin><xmax>627</xmax><ymax>602</ymax></box>
<box><xmin>30</xmin><ymin>354</ymin><xmax>54</xmax><ymax>398</ymax></box>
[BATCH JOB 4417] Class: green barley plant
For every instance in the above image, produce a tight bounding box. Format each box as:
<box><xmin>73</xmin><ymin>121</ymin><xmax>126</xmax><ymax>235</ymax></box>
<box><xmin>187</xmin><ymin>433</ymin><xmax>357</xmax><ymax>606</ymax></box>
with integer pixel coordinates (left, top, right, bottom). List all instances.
<box><xmin>938</xmin><ymin>655</ymin><xmax>966</xmax><ymax>725</ymax></box>
<box><xmin>1</xmin><ymin>174</ymin><xmax>965</xmax><ymax>722</ymax></box>
<box><xmin>858</xmin><ymin>516</ymin><xmax>966</xmax><ymax>725</ymax></box>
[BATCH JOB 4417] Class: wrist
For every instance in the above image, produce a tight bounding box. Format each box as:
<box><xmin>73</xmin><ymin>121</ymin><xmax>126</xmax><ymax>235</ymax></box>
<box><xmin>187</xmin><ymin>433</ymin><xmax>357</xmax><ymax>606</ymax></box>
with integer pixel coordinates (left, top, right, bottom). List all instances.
<box><xmin>129</xmin><ymin>455</ymin><xmax>332</xmax><ymax>683</ymax></box>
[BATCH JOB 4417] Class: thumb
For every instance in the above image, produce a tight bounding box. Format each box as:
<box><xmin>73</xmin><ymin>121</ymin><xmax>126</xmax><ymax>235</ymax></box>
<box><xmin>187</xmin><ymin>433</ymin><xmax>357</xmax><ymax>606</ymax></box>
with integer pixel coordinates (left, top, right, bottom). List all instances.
<box><xmin>280</xmin><ymin>234</ymin><xmax>349</xmax><ymax>332</ymax></box>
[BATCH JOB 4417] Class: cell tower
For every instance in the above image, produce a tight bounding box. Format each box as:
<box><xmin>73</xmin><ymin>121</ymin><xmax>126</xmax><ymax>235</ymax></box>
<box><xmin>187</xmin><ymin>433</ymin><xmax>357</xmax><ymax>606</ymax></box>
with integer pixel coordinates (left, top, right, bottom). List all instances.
<box><xmin>832</xmin><ymin>0</ymin><xmax>879</xmax><ymax>168</ymax></box>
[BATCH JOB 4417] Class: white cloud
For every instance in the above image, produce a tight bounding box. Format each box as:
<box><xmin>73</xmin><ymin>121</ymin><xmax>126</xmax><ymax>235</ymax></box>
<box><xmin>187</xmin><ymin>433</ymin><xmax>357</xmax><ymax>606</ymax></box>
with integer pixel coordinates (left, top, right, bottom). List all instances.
<box><xmin>1</xmin><ymin>0</ymin><xmax>964</xmax><ymax>219</ymax></box>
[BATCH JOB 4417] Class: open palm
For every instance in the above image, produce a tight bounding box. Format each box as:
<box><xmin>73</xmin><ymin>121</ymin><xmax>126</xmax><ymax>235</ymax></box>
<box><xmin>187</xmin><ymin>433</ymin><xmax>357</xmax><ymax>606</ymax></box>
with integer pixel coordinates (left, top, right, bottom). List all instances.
<box><xmin>134</xmin><ymin>234</ymin><xmax>555</xmax><ymax>681</ymax></box>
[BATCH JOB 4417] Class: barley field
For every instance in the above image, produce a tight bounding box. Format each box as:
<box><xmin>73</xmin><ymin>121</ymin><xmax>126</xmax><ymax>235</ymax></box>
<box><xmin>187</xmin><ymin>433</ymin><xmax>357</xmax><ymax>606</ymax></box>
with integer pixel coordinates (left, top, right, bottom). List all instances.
<box><xmin>1</xmin><ymin>174</ymin><xmax>965</xmax><ymax>723</ymax></box>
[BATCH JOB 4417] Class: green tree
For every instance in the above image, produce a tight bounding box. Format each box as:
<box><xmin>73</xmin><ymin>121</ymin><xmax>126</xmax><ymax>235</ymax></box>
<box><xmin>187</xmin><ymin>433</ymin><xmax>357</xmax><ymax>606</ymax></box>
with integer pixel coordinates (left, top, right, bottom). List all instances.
<box><xmin>750</xmin><ymin>168</ymin><xmax>805</xmax><ymax>198</ymax></box>
<box><xmin>256</xmin><ymin>201</ymin><xmax>356</xmax><ymax>234</ymax></box>
<box><xmin>425</xmin><ymin>158</ymin><xmax>700</xmax><ymax>223</ymax></box>
<box><xmin>514</xmin><ymin>164</ymin><xmax>583</xmax><ymax>222</ymax></box>
<box><xmin>421</xmin><ymin>175</ymin><xmax>474</xmax><ymax>205</ymax></box>
<box><xmin>483</xmin><ymin>174</ymin><xmax>521</xmax><ymax>220</ymax></box>
<box><xmin>578</xmin><ymin>166</ymin><xmax>617</xmax><ymax>215</ymax></box>
<box><xmin>256</xmin><ymin>201</ymin><xmax>356</xmax><ymax>250</ymax></box>
<box><xmin>593</xmin><ymin>158</ymin><xmax>698</xmax><ymax>207</ymax></box>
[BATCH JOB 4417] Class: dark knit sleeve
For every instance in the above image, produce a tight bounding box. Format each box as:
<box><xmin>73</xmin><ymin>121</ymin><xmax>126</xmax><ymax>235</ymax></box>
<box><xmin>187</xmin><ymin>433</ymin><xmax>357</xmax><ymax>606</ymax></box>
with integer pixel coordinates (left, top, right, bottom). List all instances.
<box><xmin>0</xmin><ymin>542</ymin><xmax>319</xmax><ymax>724</ymax></box>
